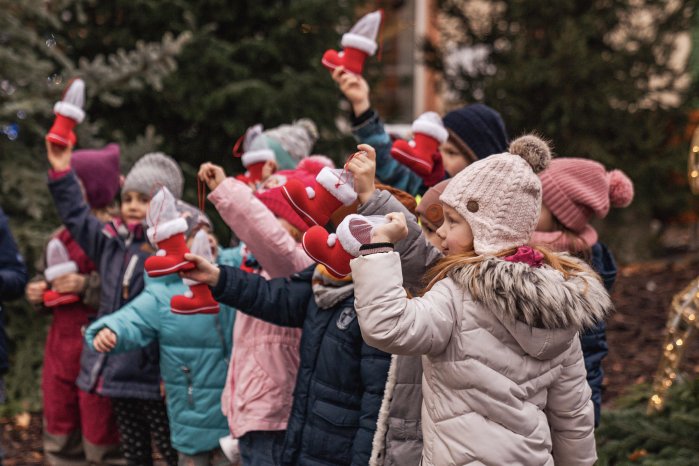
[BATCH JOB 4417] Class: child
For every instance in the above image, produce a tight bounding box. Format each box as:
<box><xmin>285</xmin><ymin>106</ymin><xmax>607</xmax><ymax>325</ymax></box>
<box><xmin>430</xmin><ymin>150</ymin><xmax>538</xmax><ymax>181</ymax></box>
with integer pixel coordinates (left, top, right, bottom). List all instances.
<box><xmin>26</xmin><ymin>144</ymin><xmax>123</xmax><ymax>465</ymax></box>
<box><xmin>414</xmin><ymin>179</ymin><xmax>450</xmax><ymax>251</ymax></box>
<box><xmin>46</xmin><ymin>141</ymin><xmax>179</xmax><ymax>466</ymax></box>
<box><xmin>349</xmin><ymin>135</ymin><xmax>612</xmax><ymax>465</ymax></box>
<box><xmin>186</xmin><ymin>146</ymin><xmax>430</xmax><ymax>465</ymax></box>
<box><xmin>332</xmin><ymin>67</ymin><xmax>508</xmax><ymax>195</ymax></box>
<box><xmin>530</xmin><ymin>158</ymin><xmax>634</xmax><ymax>426</ymax></box>
<box><xmin>85</xmin><ymin>217</ymin><xmax>236</xmax><ymax>466</ymax></box>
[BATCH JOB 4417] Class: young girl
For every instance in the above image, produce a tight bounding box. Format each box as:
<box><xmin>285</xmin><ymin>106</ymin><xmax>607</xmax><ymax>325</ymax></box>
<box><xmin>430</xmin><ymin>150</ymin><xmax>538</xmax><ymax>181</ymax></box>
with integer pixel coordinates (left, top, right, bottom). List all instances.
<box><xmin>26</xmin><ymin>144</ymin><xmax>122</xmax><ymax>465</ymax></box>
<box><xmin>46</xmin><ymin>142</ymin><xmax>179</xmax><ymax>466</ymax></box>
<box><xmin>349</xmin><ymin>135</ymin><xmax>612</xmax><ymax>465</ymax></box>
<box><xmin>85</xmin><ymin>220</ymin><xmax>236</xmax><ymax>466</ymax></box>
<box><xmin>530</xmin><ymin>158</ymin><xmax>634</xmax><ymax>426</ymax></box>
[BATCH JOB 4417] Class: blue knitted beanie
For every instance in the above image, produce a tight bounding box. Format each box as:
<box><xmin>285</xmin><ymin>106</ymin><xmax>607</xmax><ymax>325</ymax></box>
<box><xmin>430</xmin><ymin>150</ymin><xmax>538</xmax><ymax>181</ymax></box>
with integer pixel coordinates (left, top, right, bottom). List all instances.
<box><xmin>442</xmin><ymin>104</ymin><xmax>509</xmax><ymax>160</ymax></box>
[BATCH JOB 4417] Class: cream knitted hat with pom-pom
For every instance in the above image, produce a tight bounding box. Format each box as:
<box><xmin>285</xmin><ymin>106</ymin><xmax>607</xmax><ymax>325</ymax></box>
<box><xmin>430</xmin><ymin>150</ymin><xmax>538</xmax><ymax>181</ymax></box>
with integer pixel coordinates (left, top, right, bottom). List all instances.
<box><xmin>440</xmin><ymin>134</ymin><xmax>552</xmax><ymax>255</ymax></box>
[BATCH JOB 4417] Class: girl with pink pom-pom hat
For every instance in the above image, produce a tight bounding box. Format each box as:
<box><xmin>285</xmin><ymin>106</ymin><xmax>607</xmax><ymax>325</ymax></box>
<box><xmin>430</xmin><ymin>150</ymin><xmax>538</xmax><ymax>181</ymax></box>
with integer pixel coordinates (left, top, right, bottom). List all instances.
<box><xmin>530</xmin><ymin>157</ymin><xmax>634</xmax><ymax>427</ymax></box>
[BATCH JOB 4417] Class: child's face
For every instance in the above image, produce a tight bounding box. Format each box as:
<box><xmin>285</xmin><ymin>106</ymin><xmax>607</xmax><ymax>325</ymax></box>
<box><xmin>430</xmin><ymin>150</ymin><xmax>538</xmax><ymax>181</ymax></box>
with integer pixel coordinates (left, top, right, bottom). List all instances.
<box><xmin>419</xmin><ymin>216</ymin><xmax>443</xmax><ymax>251</ymax></box>
<box><xmin>120</xmin><ymin>191</ymin><xmax>149</xmax><ymax>225</ymax></box>
<box><xmin>536</xmin><ymin>204</ymin><xmax>555</xmax><ymax>232</ymax></box>
<box><xmin>440</xmin><ymin>140</ymin><xmax>470</xmax><ymax>177</ymax></box>
<box><xmin>436</xmin><ymin>204</ymin><xmax>474</xmax><ymax>255</ymax></box>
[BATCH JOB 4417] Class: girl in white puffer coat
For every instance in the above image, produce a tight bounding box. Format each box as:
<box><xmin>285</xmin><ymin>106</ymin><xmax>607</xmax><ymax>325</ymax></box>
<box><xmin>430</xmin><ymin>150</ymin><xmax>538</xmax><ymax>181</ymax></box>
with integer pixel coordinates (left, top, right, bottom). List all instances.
<box><xmin>351</xmin><ymin>135</ymin><xmax>613</xmax><ymax>466</ymax></box>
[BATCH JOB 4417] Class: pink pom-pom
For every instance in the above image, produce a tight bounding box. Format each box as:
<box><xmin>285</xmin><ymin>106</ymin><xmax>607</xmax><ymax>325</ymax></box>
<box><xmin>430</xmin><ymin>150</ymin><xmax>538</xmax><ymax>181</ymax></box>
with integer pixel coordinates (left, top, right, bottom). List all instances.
<box><xmin>607</xmin><ymin>169</ymin><xmax>634</xmax><ymax>208</ymax></box>
<box><xmin>298</xmin><ymin>155</ymin><xmax>335</xmax><ymax>176</ymax></box>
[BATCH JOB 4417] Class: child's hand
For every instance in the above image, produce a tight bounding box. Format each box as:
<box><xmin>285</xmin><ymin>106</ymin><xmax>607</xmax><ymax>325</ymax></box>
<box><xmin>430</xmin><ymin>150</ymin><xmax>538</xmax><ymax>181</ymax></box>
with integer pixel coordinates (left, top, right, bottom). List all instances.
<box><xmin>346</xmin><ymin>144</ymin><xmax>377</xmax><ymax>205</ymax></box>
<box><xmin>180</xmin><ymin>253</ymin><xmax>221</xmax><ymax>286</ymax></box>
<box><xmin>45</xmin><ymin>139</ymin><xmax>72</xmax><ymax>171</ymax></box>
<box><xmin>198</xmin><ymin>163</ymin><xmax>226</xmax><ymax>190</ymax></box>
<box><xmin>332</xmin><ymin>67</ymin><xmax>371</xmax><ymax>116</ymax></box>
<box><xmin>25</xmin><ymin>281</ymin><xmax>47</xmax><ymax>305</ymax></box>
<box><xmin>93</xmin><ymin>328</ymin><xmax>117</xmax><ymax>353</ymax></box>
<box><xmin>51</xmin><ymin>273</ymin><xmax>86</xmax><ymax>294</ymax></box>
<box><xmin>372</xmin><ymin>212</ymin><xmax>409</xmax><ymax>244</ymax></box>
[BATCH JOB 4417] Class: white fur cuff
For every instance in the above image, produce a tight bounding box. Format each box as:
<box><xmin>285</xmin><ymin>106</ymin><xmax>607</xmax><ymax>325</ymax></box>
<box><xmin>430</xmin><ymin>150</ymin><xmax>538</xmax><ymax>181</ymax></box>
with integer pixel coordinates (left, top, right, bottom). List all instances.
<box><xmin>53</xmin><ymin>101</ymin><xmax>85</xmax><ymax>123</ymax></box>
<box><xmin>147</xmin><ymin>217</ymin><xmax>188</xmax><ymax>244</ymax></box>
<box><xmin>412</xmin><ymin>119</ymin><xmax>448</xmax><ymax>143</ymax></box>
<box><xmin>241</xmin><ymin>149</ymin><xmax>275</xmax><ymax>167</ymax></box>
<box><xmin>44</xmin><ymin>261</ymin><xmax>79</xmax><ymax>282</ymax></box>
<box><xmin>341</xmin><ymin>33</ymin><xmax>378</xmax><ymax>55</ymax></box>
<box><xmin>335</xmin><ymin>214</ymin><xmax>363</xmax><ymax>257</ymax></box>
<box><xmin>316</xmin><ymin>167</ymin><xmax>357</xmax><ymax>206</ymax></box>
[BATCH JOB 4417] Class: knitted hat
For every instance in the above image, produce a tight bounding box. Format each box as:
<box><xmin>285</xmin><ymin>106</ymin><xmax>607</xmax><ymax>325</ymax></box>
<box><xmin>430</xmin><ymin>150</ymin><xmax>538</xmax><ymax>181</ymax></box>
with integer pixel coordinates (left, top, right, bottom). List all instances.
<box><xmin>72</xmin><ymin>143</ymin><xmax>120</xmax><ymax>209</ymax></box>
<box><xmin>539</xmin><ymin>158</ymin><xmax>634</xmax><ymax>244</ymax></box>
<box><xmin>440</xmin><ymin>134</ymin><xmax>552</xmax><ymax>255</ymax></box>
<box><xmin>257</xmin><ymin>186</ymin><xmax>310</xmax><ymax>233</ymax></box>
<box><xmin>415</xmin><ymin>179</ymin><xmax>451</xmax><ymax>227</ymax></box>
<box><xmin>122</xmin><ymin>152</ymin><xmax>183</xmax><ymax>200</ymax></box>
<box><xmin>175</xmin><ymin>200</ymin><xmax>212</xmax><ymax>238</ymax></box>
<box><xmin>442</xmin><ymin>104</ymin><xmax>509</xmax><ymax>160</ymax></box>
<box><xmin>258</xmin><ymin>119</ymin><xmax>319</xmax><ymax>170</ymax></box>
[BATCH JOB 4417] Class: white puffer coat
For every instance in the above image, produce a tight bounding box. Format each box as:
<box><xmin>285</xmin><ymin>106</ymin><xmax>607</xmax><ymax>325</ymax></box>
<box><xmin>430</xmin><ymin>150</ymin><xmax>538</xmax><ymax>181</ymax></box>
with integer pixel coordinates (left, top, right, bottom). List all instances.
<box><xmin>352</xmin><ymin>252</ymin><xmax>613</xmax><ymax>466</ymax></box>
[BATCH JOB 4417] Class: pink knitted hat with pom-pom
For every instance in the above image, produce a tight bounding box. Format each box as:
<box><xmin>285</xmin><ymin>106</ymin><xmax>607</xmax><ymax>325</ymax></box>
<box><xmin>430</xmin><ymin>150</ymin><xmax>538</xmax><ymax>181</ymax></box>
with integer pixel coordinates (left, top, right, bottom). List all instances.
<box><xmin>539</xmin><ymin>158</ymin><xmax>634</xmax><ymax>236</ymax></box>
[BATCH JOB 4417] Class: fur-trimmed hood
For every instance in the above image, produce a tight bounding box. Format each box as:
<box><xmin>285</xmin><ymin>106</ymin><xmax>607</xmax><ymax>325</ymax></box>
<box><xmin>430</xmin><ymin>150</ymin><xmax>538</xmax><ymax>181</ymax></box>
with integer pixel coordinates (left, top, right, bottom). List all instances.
<box><xmin>450</xmin><ymin>255</ymin><xmax>613</xmax><ymax>360</ymax></box>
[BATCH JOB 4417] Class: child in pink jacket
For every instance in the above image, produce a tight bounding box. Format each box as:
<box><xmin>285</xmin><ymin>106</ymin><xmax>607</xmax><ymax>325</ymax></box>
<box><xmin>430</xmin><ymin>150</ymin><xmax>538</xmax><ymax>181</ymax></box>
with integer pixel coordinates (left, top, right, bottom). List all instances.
<box><xmin>199</xmin><ymin>162</ymin><xmax>314</xmax><ymax>465</ymax></box>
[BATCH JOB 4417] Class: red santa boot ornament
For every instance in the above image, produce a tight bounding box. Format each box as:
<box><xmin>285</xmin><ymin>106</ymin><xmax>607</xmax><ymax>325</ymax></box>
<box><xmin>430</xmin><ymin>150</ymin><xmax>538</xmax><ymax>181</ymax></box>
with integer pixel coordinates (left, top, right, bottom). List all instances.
<box><xmin>282</xmin><ymin>166</ymin><xmax>357</xmax><ymax>227</ymax></box>
<box><xmin>46</xmin><ymin>78</ymin><xmax>86</xmax><ymax>147</ymax></box>
<box><xmin>43</xmin><ymin>238</ymin><xmax>81</xmax><ymax>307</ymax></box>
<box><xmin>144</xmin><ymin>187</ymin><xmax>195</xmax><ymax>277</ymax></box>
<box><xmin>235</xmin><ymin>124</ymin><xmax>275</xmax><ymax>184</ymax></box>
<box><xmin>170</xmin><ymin>230</ymin><xmax>220</xmax><ymax>315</ymax></box>
<box><xmin>322</xmin><ymin>10</ymin><xmax>382</xmax><ymax>76</ymax></box>
<box><xmin>391</xmin><ymin>112</ymin><xmax>449</xmax><ymax>177</ymax></box>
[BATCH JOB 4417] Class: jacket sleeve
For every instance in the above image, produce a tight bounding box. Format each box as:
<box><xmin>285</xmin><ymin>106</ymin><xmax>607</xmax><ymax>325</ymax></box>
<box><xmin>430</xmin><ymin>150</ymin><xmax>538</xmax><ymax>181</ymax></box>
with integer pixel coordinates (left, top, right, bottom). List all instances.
<box><xmin>84</xmin><ymin>289</ymin><xmax>161</xmax><ymax>354</ymax></box>
<box><xmin>352</xmin><ymin>341</ymin><xmax>392</xmax><ymax>466</ymax></box>
<box><xmin>47</xmin><ymin>172</ymin><xmax>110</xmax><ymax>267</ymax></box>
<box><xmin>351</xmin><ymin>252</ymin><xmax>455</xmax><ymax>356</ymax></box>
<box><xmin>358</xmin><ymin>190</ymin><xmax>442</xmax><ymax>292</ymax></box>
<box><xmin>546</xmin><ymin>338</ymin><xmax>597</xmax><ymax>466</ymax></box>
<box><xmin>352</xmin><ymin>110</ymin><xmax>425</xmax><ymax>196</ymax></box>
<box><xmin>208</xmin><ymin>178</ymin><xmax>313</xmax><ymax>278</ymax></box>
<box><xmin>0</xmin><ymin>209</ymin><xmax>28</xmax><ymax>301</ymax></box>
<box><xmin>211</xmin><ymin>265</ymin><xmax>311</xmax><ymax>328</ymax></box>
<box><xmin>579</xmin><ymin>321</ymin><xmax>607</xmax><ymax>427</ymax></box>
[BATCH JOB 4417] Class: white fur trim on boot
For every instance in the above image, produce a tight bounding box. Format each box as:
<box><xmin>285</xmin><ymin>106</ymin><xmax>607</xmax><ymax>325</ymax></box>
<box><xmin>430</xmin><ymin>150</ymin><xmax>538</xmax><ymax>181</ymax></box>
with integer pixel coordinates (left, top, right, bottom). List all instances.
<box><xmin>335</xmin><ymin>214</ymin><xmax>363</xmax><ymax>257</ymax></box>
<box><xmin>316</xmin><ymin>167</ymin><xmax>357</xmax><ymax>205</ymax></box>
<box><xmin>44</xmin><ymin>261</ymin><xmax>79</xmax><ymax>283</ymax></box>
<box><xmin>147</xmin><ymin>217</ymin><xmax>188</xmax><ymax>244</ymax></box>
<box><xmin>412</xmin><ymin>112</ymin><xmax>448</xmax><ymax>142</ymax></box>
<box><xmin>53</xmin><ymin>101</ymin><xmax>85</xmax><ymax>123</ymax></box>
<box><xmin>341</xmin><ymin>33</ymin><xmax>377</xmax><ymax>55</ymax></box>
<box><xmin>182</xmin><ymin>278</ymin><xmax>198</xmax><ymax>287</ymax></box>
<box><xmin>241</xmin><ymin>148</ymin><xmax>275</xmax><ymax>167</ymax></box>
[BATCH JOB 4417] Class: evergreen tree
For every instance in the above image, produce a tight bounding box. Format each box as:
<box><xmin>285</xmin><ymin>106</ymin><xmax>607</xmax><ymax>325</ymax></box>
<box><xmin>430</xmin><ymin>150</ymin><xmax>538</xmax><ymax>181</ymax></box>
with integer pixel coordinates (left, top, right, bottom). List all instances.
<box><xmin>0</xmin><ymin>0</ymin><xmax>188</xmax><ymax>412</ymax></box>
<box><xmin>426</xmin><ymin>0</ymin><xmax>696</xmax><ymax>259</ymax></box>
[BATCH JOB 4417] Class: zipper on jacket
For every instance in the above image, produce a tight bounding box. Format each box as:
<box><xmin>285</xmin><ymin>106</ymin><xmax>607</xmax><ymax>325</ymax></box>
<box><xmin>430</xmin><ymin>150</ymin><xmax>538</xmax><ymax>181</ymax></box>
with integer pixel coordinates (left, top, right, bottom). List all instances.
<box><xmin>181</xmin><ymin>366</ymin><xmax>194</xmax><ymax>406</ymax></box>
<box><xmin>214</xmin><ymin>316</ymin><xmax>230</xmax><ymax>366</ymax></box>
<box><xmin>121</xmin><ymin>255</ymin><xmax>138</xmax><ymax>300</ymax></box>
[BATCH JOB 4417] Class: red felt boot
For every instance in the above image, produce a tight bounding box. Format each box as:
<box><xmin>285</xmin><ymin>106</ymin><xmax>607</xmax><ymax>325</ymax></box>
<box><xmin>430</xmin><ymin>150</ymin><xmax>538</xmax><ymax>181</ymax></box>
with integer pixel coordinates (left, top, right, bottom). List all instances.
<box><xmin>234</xmin><ymin>124</ymin><xmax>275</xmax><ymax>184</ymax></box>
<box><xmin>282</xmin><ymin>167</ymin><xmax>357</xmax><ymax>227</ymax></box>
<box><xmin>171</xmin><ymin>283</ymin><xmax>219</xmax><ymax>315</ymax></box>
<box><xmin>302</xmin><ymin>226</ymin><xmax>355</xmax><ymax>278</ymax></box>
<box><xmin>390</xmin><ymin>112</ymin><xmax>449</xmax><ymax>177</ymax></box>
<box><xmin>43</xmin><ymin>238</ymin><xmax>81</xmax><ymax>308</ymax></box>
<box><xmin>321</xmin><ymin>10</ymin><xmax>381</xmax><ymax>76</ymax></box>
<box><xmin>46</xmin><ymin>78</ymin><xmax>86</xmax><ymax>147</ymax></box>
<box><xmin>43</xmin><ymin>289</ymin><xmax>81</xmax><ymax>307</ymax></box>
<box><xmin>144</xmin><ymin>187</ymin><xmax>194</xmax><ymax>277</ymax></box>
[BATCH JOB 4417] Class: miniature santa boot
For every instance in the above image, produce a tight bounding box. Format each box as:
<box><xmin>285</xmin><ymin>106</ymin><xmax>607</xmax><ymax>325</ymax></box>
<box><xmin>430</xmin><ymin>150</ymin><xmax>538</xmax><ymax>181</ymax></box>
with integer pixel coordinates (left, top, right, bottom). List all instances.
<box><xmin>170</xmin><ymin>230</ymin><xmax>219</xmax><ymax>315</ymax></box>
<box><xmin>322</xmin><ymin>10</ymin><xmax>382</xmax><ymax>75</ymax></box>
<box><xmin>302</xmin><ymin>226</ymin><xmax>355</xmax><ymax>278</ymax></box>
<box><xmin>282</xmin><ymin>166</ymin><xmax>357</xmax><ymax>227</ymax></box>
<box><xmin>46</xmin><ymin>78</ymin><xmax>86</xmax><ymax>147</ymax></box>
<box><xmin>144</xmin><ymin>187</ymin><xmax>195</xmax><ymax>277</ymax></box>
<box><xmin>42</xmin><ymin>238</ymin><xmax>81</xmax><ymax>307</ymax></box>
<box><xmin>235</xmin><ymin>124</ymin><xmax>275</xmax><ymax>184</ymax></box>
<box><xmin>391</xmin><ymin>112</ymin><xmax>449</xmax><ymax>177</ymax></box>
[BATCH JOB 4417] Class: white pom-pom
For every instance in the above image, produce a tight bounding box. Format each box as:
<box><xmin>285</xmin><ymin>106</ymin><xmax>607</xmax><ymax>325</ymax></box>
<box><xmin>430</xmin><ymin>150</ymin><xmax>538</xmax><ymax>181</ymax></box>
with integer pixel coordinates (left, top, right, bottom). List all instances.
<box><xmin>327</xmin><ymin>234</ymin><xmax>337</xmax><ymax>247</ymax></box>
<box><xmin>408</xmin><ymin>140</ymin><xmax>416</xmax><ymax>148</ymax></box>
<box><xmin>156</xmin><ymin>249</ymin><xmax>166</xmax><ymax>257</ymax></box>
<box><xmin>184</xmin><ymin>290</ymin><xmax>193</xmax><ymax>298</ymax></box>
<box><xmin>306</xmin><ymin>187</ymin><xmax>316</xmax><ymax>199</ymax></box>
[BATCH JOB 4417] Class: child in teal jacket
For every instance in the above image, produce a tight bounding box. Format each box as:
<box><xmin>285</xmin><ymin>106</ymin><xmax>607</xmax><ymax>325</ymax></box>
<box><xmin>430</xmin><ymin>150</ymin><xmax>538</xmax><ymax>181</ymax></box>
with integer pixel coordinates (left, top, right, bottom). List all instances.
<box><xmin>85</xmin><ymin>230</ymin><xmax>237</xmax><ymax>464</ymax></box>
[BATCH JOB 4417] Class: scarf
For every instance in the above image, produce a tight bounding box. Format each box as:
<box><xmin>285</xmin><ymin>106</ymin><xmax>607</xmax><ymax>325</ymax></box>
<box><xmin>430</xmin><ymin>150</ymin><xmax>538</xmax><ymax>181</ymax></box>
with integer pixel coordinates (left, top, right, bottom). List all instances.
<box><xmin>312</xmin><ymin>265</ymin><xmax>354</xmax><ymax>310</ymax></box>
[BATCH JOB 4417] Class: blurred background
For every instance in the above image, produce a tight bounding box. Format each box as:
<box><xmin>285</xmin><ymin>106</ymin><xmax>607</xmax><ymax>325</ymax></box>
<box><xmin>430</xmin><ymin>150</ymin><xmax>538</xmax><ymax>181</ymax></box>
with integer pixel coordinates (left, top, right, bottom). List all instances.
<box><xmin>1</xmin><ymin>0</ymin><xmax>698</xmax><ymax>463</ymax></box>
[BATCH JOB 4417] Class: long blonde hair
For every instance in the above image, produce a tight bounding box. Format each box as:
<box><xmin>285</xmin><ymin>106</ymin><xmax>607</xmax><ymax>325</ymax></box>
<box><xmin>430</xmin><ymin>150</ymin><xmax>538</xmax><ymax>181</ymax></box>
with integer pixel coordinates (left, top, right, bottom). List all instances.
<box><xmin>422</xmin><ymin>245</ymin><xmax>589</xmax><ymax>295</ymax></box>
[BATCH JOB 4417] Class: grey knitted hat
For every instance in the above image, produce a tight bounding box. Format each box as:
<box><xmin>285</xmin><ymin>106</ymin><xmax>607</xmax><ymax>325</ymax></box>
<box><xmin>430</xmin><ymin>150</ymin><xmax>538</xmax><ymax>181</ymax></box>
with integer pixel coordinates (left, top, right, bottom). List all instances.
<box><xmin>122</xmin><ymin>152</ymin><xmax>184</xmax><ymax>200</ymax></box>
<box><xmin>440</xmin><ymin>134</ymin><xmax>552</xmax><ymax>255</ymax></box>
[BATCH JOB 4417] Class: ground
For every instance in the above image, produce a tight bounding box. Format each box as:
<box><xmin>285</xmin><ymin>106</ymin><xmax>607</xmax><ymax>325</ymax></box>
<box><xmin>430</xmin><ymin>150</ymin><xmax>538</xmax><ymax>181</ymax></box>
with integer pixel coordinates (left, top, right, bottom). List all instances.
<box><xmin>1</xmin><ymin>253</ymin><xmax>698</xmax><ymax>464</ymax></box>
